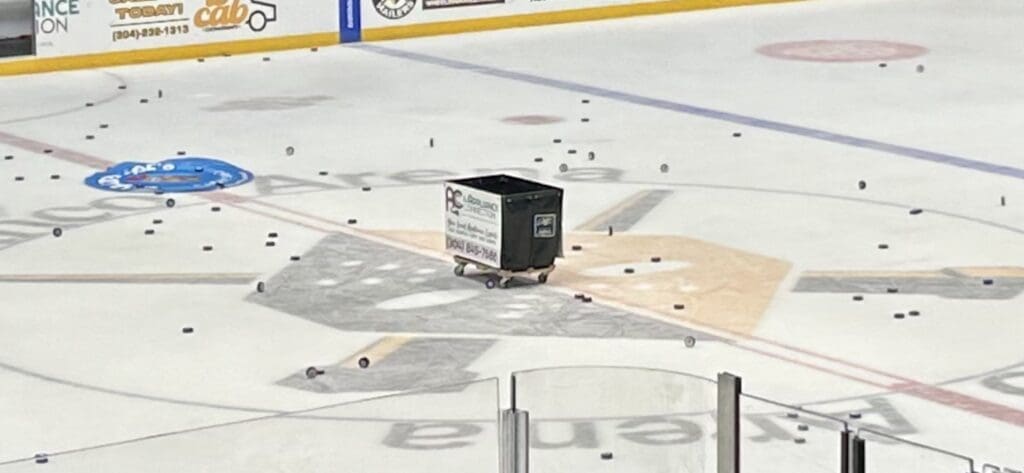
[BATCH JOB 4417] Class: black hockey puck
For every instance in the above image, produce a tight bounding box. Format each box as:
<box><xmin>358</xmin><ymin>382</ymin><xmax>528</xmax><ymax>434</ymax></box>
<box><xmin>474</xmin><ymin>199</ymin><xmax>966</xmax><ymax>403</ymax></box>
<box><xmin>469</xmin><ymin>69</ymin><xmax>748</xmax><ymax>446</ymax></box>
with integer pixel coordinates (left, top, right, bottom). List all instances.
<box><xmin>651</xmin><ymin>256</ymin><xmax>661</xmax><ymax>263</ymax></box>
<box><xmin>673</xmin><ymin>303</ymin><xmax>685</xmax><ymax>310</ymax></box>
<box><xmin>144</xmin><ymin>229</ymin><xmax>155</xmax><ymax>235</ymax></box>
<box><xmin>600</xmin><ymin>452</ymin><xmax>613</xmax><ymax>460</ymax></box>
<box><xmin>202</xmin><ymin>245</ymin><xmax>213</xmax><ymax>251</ymax></box>
<box><xmin>52</xmin><ymin>227</ymin><xmax>62</xmax><ymax>237</ymax></box>
<box><xmin>858</xmin><ymin>180</ymin><xmax>866</xmax><ymax>190</ymax></box>
<box><xmin>534</xmin><ymin>157</ymin><xmax>544</xmax><ymax>162</ymax></box>
<box><xmin>624</xmin><ymin>268</ymin><xmax>635</xmax><ymax>274</ymax></box>
<box><xmin>358</xmin><ymin>357</ymin><xmax>370</xmax><ymax>369</ymax></box>
<box><xmin>257</xmin><ymin>281</ymin><xmax>266</xmax><ymax>293</ymax></box>
<box><xmin>290</xmin><ymin>255</ymin><xmax>301</xmax><ymax>261</ymax></box>
<box><xmin>265</xmin><ymin>241</ymin><xmax>276</xmax><ymax>247</ymax></box>
<box><xmin>571</xmin><ymin>245</ymin><xmax>582</xmax><ymax>251</ymax></box>
<box><xmin>983</xmin><ymin>279</ymin><xmax>994</xmax><ymax>285</ymax></box>
<box><xmin>347</xmin><ymin>219</ymin><xmax>357</xmax><ymax>224</ymax></box>
<box><xmin>182</xmin><ymin>327</ymin><xmax>194</xmax><ymax>334</ymax></box>
<box><xmin>166</xmin><ymin>199</ymin><xmax>176</xmax><ymax>208</ymax></box>
<box><xmin>153</xmin><ymin>219</ymin><xmax>163</xmax><ymax>224</ymax></box>
<box><xmin>853</xmin><ymin>295</ymin><xmax>864</xmax><ymax>301</ymax></box>
<box><xmin>211</xmin><ymin>206</ymin><xmax>221</xmax><ymax>212</ymax></box>
<box><xmin>909</xmin><ymin>208</ymin><xmax>923</xmax><ymax>215</ymax></box>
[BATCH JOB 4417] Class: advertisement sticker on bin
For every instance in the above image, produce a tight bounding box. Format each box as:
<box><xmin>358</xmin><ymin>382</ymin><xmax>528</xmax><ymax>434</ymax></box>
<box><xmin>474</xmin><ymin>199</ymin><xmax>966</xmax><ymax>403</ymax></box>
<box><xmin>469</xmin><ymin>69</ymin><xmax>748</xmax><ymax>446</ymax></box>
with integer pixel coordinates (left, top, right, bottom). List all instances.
<box><xmin>445</xmin><ymin>183</ymin><xmax>502</xmax><ymax>267</ymax></box>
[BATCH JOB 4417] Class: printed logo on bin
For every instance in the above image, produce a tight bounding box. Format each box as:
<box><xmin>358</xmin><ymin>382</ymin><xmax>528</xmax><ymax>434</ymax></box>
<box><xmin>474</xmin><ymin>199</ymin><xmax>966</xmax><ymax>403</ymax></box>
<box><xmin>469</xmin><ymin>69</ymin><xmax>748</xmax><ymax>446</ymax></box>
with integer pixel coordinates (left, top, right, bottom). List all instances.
<box><xmin>85</xmin><ymin>157</ymin><xmax>253</xmax><ymax>193</ymax></box>
<box><xmin>534</xmin><ymin>214</ymin><xmax>556</xmax><ymax>238</ymax></box>
<box><xmin>445</xmin><ymin>186</ymin><xmax>463</xmax><ymax>215</ymax></box>
<box><xmin>373</xmin><ymin>0</ymin><xmax>415</xmax><ymax>19</ymax></box>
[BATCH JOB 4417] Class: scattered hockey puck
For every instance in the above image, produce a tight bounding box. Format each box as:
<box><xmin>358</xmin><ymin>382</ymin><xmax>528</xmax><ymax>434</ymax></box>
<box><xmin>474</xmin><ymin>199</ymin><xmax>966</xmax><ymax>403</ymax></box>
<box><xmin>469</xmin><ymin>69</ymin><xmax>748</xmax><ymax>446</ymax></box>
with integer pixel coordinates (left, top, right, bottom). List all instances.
<box><xmin>166</xmin><ymin>198</ymin><xmax>176</xmax><ymax>208</ymax></box>
<box><xmin>608</xmin><ymin>226</ymin><xmax>614</xmax><ymax>236</ymax></box>
<box><xmin>894</xmin><ymin>313</ymin><xmax>905</xmax><ymax>319</ymax></box>
<box><xmin>311</xmin><ymin>47</ymin><xmax>319</xmax><ymax>52</ymax></box>
<box><xmin>858</xmin><ymin>180</ymin><xmax>867</xmax><ymax>190</ymax></box>
<box><xmin>265</xmin><ymin>241</ymin><xmax>276</xmax><ymax>247</ymax></box>
<box><xmin>651</xmin><ymin>256</ymin><xmax>661</xmax><ymax>263</ymax></box>
<box><xmin>319</xmin><ymin>171</ymin><xmax>328</xmax><ymax>176</ymax></box>
<box><xmin>86</xmin><ymin>135</ymin><xmax>94</xmax><ymax>140</ymax></box>
<box><xmin>153</xmin><ymin>219</ymin><xmax>163</xmax><ymax>224</ymax></box>
<box><xmin>794</xmin><ymin>438</ymin><xmax>806</xmax><ymax>444</ymax></box>
<box><xmin>44</xmin><ymin>149</ymin><xmax>52</xmax><ymax>154</ymax></box>
<box><xmin>268</xmin><ymin>232</ymin><xmax>278</xmax><ymax>238</ymax></box>
<box><xmin>34</xmin><ymin>454</ymin><xmax>47</xmax><ymax>465</ymax></box>
<box><xmin>144</xmin><ymin>229</ymin><xmax>155</xmax><ymax>235</ymax></box>
<box><xmin>429</xmin><ymin>138</ymin><xmax>434</xmax><ymax>147</ymax></box>
<box><xmin>587</xmin><ymin>151</ymin><xmax>595</xmax><ymax>160</ymax></box>
<box><xmin>582</xmin><ymin>99</ymin><xmax>590</xmax><ymax>104</ymax></box>
<box><xmin>909</xmin><ymin>310</ymin><xmax>920</xmax><ymax>317</ymax></box>
<box><xmin>286</xmin><ymin>146</ymin><xmax>295</xmax><ymax>156</ymax></box>
<box><xmin>202</xmin><ymin>245</ymin><xmax>213</xmax><ymax>251</ymax></box>
<box><xmin>887</xmin><ymin>288</ymin><xmax>899</xmax><ymax>293</ymax></box>
<box><xmin>624</xmin><ymin>268</ymin><xmax>635</xmax><ymax>274</ymax></box>
<box><xmin>916</xmin><ymin>64</ymin><xmax>925</xmax><ymax>73</ymax></box>
<box><xmin>853</xmin><ymin>295</ymin><xmax>864</xmax><ymax>301</ymax></box>
<box><xmin>581</xmin><ymin>296</ymin><xmax>593</xmax><ymax>303</ymax></box>
<box><xmin>797</xmin><ymin>424</ymin><xmax>808</xmax><ymax>431</ymax></box>
<box><xmin>849</xmin><ymin>412</ymin><xmax>862</xmax><ymax>419</ymax></box>
<box><xmin>1001</xmin><ymin>196</ymin><xmax>1006</xmax><ymax>206</ymax></box>
<box><xmin>118</xmin><ymin>85</ymin><xmax>127</xmax><ymax>90</ymax></box>
<box><xmin>362</xmin><ymin>186</ymin><xmax>372</xmax><ymax>192</ymax></box>
<box><xmin>347</xmin><ymin>218</ymin><xmax>358</xmax><ymax>224</ymax></box>
<box><xmin>534</xmin><ymin>157</ymin><xmax>544</xmax><ymax>163</ymax></box>
<box><xmin>878</xmin><ymin>243</ymin><xmax>889</xmax><ymax>249</ymax></box>
<box><xmin>211</xmin><ymin>206</ymin><xmax>221</xmax><ymax>212</ymax></box>
<box><xmin>262</xmin><ymin>57</ymin><xmax>270</xmax><ymax>62</ymax></box>
<box><xmin>50</xmin><ymin>174</ymin><xmax>60</xmax><ymax>180</ymax></box>
<box><xmin>290</xmin><ymin>255</ymin><xmax>301</xmax><ymax>261</ymax></box>
<box><xmin>177</xmin><ymin>151</ymin><xmax>186</xmax><ymax>156</ymax></box>
<box><xmin>568</xmin><ymin>149</ymin><xmax>577</xmax><ymax>154</ymax></box>
<box><xmin>673</xmin><ymin>303</ymin><xmax>685</xmax><ymax>310</ymax></box>
<box><xmin>182</xmin><ymin>327</ymin><xmax>194</xmax><ymax>334</ymax></box>
<box><xmin>52</xmin><ymin>227</ymin><xmax>62</xmax><ymax>238</ymax></box>
<box><xmin>85</xmin><ymin>102</ymin><xmax>94</xmax><ymax>107</ymax></box>
<box><xmin>559</xmin><ymin>164</ymin><xmax>568</xmax><ymax>173</ymax></box>
<box><xmin>3</xmin><ymin>155</ymin><xmax>11</xmax><ymax>160</ymax></box>
<box><xmin>158</xmin><ymin>89</ymin><xmax>163</xmax><ymax>98</ymax></box>
<box><xmin>909</xmin><ymin>208</ymin><xmax>923</xmax><ymax>215</ymax></box>
<box><xmin>100</xmin><ymin>123</ymin><xmax>110</xmax><ymax>129</ymax></box>
<box><xmin>879</xmin><ymin>62</ymin><xmax>887</xmax><ymax>68</ymax></box>
<box><xmin>305</xmin><ymin>367</ymin><xmax>319</xmax><ymax>379</ymax></box>
<box><xmin>600</xmin><ymin>452</ymin><xmax>613</xmax><ymax>460</ymax></box>
<box><xmin>257</xmin><ymin>281</ymin><xmax>266</xmax><ymax>293</ymax></box>
<box><xmin>571</xmin><ymin>245</ymin><xmax>582</xmax><ymax>251</ymax></box>
<box><xmin>660</xmin><ymin>163</ymin><xmax>669</xmax><ymax>173</ymax></box>
<box><xmin>197</xmin><ymin>58</ymin><xmax>205</xmax><ymax>62</ymax></box>
<box><xmin>140</xmin><ymin>98</ymin><xmax>148</xmax><ymax>104</ymax></box>
<box><xmin>574</xmin><ymin>293</ymin><xmax>585</xmax><ymax>300</ymax></box>
<box><xmin>358</xmin><ymin>357</ymin><xmax>370</xmax><ymax>369</ymax></box>
<box><xmin>983</xmin><ymin>279</ymin><xmax>994</xmax><ymax>285</ymax></box>
<box><xmin>553</xmin><ymin>138</ymin><xmax>562</xmax><ymax>144</ymax></box>
<box><xmin>684</xmin><ymin>336</ymin><xmax>696</xmax><ymax>348</ymax></box>
<box><xmin>581</xmin><ymin>118</ymin><xmax>590</xmax><ymax>123</ymax></box>
<box><xmin>732</xmin><ymin>132</ymin><xmax>742</xmax><ymax>137</ymax></box>
<box><xmin>786</xmin><ymin>412</ymin><xmax>799</xmax><ymax>419</ymax></box>
<box><xmin>14</xmin><ymin>176</ymin><xmax>24</xmax><ymax>181</ymax></box>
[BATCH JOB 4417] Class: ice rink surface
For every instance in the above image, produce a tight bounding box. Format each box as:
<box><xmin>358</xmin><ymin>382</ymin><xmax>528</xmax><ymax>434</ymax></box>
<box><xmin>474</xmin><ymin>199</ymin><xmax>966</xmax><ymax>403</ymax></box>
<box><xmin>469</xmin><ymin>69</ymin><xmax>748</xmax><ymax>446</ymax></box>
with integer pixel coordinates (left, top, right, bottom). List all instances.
<box><xmin>1</xmin><ymin>0</ymin><xmax>1023</xmax><ymax>470</ymax></box>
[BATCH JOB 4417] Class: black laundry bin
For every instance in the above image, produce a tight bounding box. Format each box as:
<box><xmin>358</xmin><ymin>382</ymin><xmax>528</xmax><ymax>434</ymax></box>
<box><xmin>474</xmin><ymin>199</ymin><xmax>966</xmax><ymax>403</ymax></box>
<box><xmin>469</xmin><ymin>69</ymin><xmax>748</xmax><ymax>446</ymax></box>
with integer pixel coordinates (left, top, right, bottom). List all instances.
<box><xmin>445</xmin><ymin>174</ymin><xmax>563</xmax><ymax>274</ymax></box>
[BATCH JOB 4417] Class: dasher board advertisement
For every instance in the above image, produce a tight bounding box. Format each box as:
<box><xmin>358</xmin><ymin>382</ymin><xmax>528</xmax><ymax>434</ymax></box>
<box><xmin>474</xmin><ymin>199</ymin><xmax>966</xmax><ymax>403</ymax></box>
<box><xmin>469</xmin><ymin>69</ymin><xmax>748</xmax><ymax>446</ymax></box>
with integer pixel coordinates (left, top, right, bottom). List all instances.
<box><xmin>445</xmin><ymin>182</ymin><xmax>502</xmax><ymax>268</ymax></box>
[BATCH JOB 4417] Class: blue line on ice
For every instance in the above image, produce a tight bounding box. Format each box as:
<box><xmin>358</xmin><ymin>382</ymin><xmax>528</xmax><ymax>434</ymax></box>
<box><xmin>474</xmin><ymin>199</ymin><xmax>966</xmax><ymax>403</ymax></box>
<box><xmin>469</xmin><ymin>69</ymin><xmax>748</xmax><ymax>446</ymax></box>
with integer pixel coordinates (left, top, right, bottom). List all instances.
<box><xmin>357</xmin><ymin>44</ymin><xmax>1024</xmax><ymax>181</ymax></box>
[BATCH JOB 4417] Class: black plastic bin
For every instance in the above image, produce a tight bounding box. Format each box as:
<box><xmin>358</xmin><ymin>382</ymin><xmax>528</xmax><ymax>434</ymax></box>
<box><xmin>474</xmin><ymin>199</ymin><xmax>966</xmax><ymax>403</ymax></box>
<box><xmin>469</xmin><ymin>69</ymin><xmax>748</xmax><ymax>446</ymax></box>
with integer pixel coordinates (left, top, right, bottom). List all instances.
<box><xmin>445</xmin><ymin>174</ymin><xmax>563</xmax><ymax>273</ymax></box>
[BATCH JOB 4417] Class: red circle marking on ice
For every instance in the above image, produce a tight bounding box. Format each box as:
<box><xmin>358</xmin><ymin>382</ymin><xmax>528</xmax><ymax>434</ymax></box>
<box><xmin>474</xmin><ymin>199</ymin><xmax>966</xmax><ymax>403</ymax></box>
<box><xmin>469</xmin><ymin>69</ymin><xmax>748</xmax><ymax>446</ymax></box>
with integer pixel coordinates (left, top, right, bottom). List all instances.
<box><xmin>757</xmin><ymin>40</ymin><xmax>928</xmax><ymax>63</ymax></box>
<box><xmin>501</xmin><ymin>115</ymin><xmax>565</xmax><ymax>125</ymax></box>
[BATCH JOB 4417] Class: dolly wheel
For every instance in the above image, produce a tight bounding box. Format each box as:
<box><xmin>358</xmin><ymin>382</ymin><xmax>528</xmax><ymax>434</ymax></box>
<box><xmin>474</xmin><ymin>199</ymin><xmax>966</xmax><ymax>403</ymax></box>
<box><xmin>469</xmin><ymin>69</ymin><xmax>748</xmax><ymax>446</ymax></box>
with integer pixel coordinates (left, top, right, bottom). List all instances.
<box><xmin>485</xmin><ymin>278</ymin><xmax>497</xmax><ymax>289</ymax></box>
<box><xmin>537</xmin><ymin>273</ymin><xmax>548</xmax><ymax>284</ymax></box>
<box><xmin>454</xmin><ymin>264</ymin><xmax>465</xmax><ymax>277</ymax></box>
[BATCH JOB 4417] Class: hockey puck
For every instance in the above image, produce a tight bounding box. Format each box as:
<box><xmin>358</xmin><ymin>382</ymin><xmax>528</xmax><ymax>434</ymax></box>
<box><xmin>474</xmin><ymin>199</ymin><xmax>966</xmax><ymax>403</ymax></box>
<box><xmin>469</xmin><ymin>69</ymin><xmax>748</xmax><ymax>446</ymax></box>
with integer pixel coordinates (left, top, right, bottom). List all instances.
<box><xmin>853</xmin><ymin>295</ymin><xmax>864</xmax><ymax>301</ymax></box>
<box><xmin>559</xmin><ymin>164</ymin><xmax>568</xmax><ymax>173</ymax></box>
<box><xmin>182</xmin><ymin>327</ymin><xmax>194</xmax><ymax>334</ymax></box>
<box><xmin>651</xmin><ymin>256</ymin><xmax>661</xmax><ymax>263</ymax></box>
<box><xmin>983</xmin><ymin>279</ymin><xmax>994</xmax><ymax>285</ymax></box>
<box><xmin>211</xmin><ymin>206</ymin><xmax>221</xmax><ymax>212</ymax></box>
<box><xmin>571</xmin><ymin>245</ymin><xmax>582</xmax><ymax>251</ymax></box>
<box><xmin>660</xmin><ymin>163</ymin><xmax>669</xmax><ymax>173</ymax></box>
<box><xmin>257</xmin><ymin>281</ymin><xmax>266</xmax><ymax>293</ymax></box>
<box><xmin>684</xmin><ymin>336</ymin><xmax>696</xmax><ymax>348</ymax></box>
<box><xmin>268</xmin><ymin>232</ymin><xmax>278</xmax><ymax>238</ymax></box>
<box><xmin>52</xmin><ymin>227</ymin><xmax>62</xmax><ymax>237</ymax></box>
<box><xmin>290</xmin><ymin>255</ymin><xmax>301</xmax><ymax>261</ymax></box>
<box><xmin>153</xmin><ymin>219</ymin><xmax>163</xmax><ymax>225</ymax></box>
<box><xmin>166</xmin><ymin>199</ymin><xmax>176</xmax><ymax>208</ymax></box>
<box><xmin>265</xmin><ymin>241</ymin><xmax>276</xmax><ymax>247</ymax></box>
<box><xmin>623</xmin><ymin>268</ymin><xmax>635</xmax><ymax>274</ymax></box>
<box><xmin>347</xmin><ymin>218</ymin><xmax>358</xmax><ymax>224</ymax></box>
<box><xmin>909</xmin><ymin>208</ymin><xmax>923</xmax><ymax>215</ymax></box>
<box><xmin>144</xmin><ymin>229</ymin><xmax>155</xmax><ymax>235</ymax></box>
<box><xmin>673</xmin><ymin>303</ymin><xmax>685</xmax><ymax>310</ymax></box>
<box><xmin>358</xmin><ymin>357</ymin><xmax>370</xmax><ymax>369</ymax></box>
<box><xmin>858</xmin><ymin>180</ymin><xmax>867</xmax><ymax>190</ymax></box>
<box><xmin>600</xmin><ymin>452</ymin><xmax>613</xmax><ymax>460</ymax></box>
<box><xmin>202</xmin><ymin>245</ymin><xmax>213</xmax><ymax>251</ymax></box>
<box><xmin>534</xmin><ymin>157</ymin><xmax>544</xmax><ymax>162</ymax></box>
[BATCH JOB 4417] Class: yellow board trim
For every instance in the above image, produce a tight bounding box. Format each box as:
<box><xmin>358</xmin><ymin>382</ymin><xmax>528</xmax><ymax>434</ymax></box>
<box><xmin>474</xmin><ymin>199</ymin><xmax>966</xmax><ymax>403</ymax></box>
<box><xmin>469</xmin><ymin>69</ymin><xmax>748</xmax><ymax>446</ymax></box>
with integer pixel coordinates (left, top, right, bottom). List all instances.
<box><xmin>0</xmin><ymin>32</ymin><xmax>338</xmax><ymax>77</ymax></box>
<box><xmin>363</xmin><ymin>0</ymin><xmax>799</xmax><ymax>41</ymax></box>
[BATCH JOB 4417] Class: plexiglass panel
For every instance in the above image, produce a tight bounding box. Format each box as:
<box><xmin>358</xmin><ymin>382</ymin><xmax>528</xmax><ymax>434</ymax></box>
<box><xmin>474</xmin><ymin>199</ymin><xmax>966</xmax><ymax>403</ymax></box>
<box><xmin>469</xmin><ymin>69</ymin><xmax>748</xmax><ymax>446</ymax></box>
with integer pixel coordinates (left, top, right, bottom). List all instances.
<box><xmin>740</xmin><ymin>393</ymin><xmax>847</xmax><ymax>473</ymax></box>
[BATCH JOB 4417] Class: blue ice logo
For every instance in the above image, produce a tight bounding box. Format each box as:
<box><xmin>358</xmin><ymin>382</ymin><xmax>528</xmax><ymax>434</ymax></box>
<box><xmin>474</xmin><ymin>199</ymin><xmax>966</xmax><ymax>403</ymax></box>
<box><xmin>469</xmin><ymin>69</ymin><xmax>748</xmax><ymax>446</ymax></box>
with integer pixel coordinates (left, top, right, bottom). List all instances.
<box><xmin>85</xmin><ymin>157</ymin><xmax>253</xmax><ymax>193</ymax></box>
